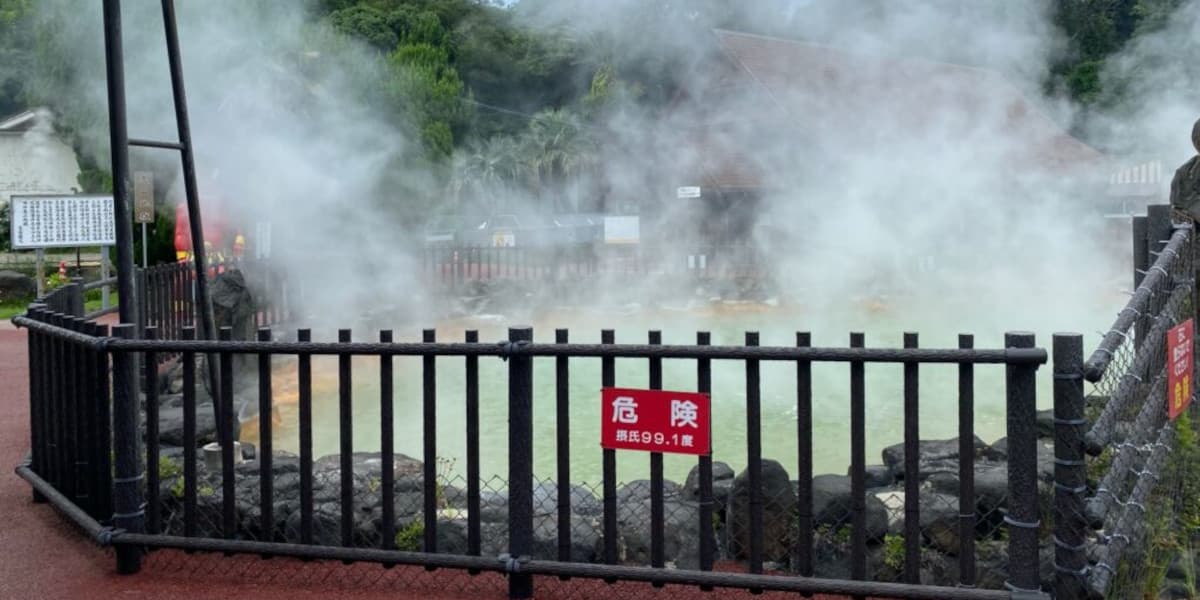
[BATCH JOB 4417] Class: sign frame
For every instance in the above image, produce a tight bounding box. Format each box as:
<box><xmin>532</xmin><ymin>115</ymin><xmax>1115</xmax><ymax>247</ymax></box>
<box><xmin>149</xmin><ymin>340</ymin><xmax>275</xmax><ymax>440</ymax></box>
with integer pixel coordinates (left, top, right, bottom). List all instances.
<box><xmin>9</xmin><ymin>194</ymin><xmax>117</xmax><ymax>250</ymax></box>
<box><xmin>601</xmin><ymin>387</ymin><xmax>712</xmax><ymax>455</ymax></box>
<box><xmin>1168</xmin><ymin>318</ymin><xmax>1195</xmax><ymax>421</ymax></box>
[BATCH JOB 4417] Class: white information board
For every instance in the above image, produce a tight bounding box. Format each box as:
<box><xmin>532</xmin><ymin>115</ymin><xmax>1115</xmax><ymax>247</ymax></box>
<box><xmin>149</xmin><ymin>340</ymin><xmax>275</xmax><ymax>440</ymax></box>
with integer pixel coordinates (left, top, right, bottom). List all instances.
<box><xmin>677</xmin><ymin>186</ymin><xmax>702</xmax><ymax>199</ymax></box>
<box><xmin>604</xmin><ymin>216</ymin><xmax>640</xmax><ymax>244</ymax></box>
<box><xmin>10</xmin><ymin>194</ymin><xmax>116</xmax><ymax>249</ymax></box>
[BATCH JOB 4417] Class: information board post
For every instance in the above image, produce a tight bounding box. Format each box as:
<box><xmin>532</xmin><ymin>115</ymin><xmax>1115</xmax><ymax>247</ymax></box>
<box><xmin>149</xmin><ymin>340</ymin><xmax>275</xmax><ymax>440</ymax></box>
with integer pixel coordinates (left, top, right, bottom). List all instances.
<box><xmin>35</xmin><ymin>248</ymin><xmax>44</xmax><ymax>298</ymax></box>
<box><xmin>101</xmin><ymin>247</ymin><xmax>111</xmax><ymax>311</ymax></box>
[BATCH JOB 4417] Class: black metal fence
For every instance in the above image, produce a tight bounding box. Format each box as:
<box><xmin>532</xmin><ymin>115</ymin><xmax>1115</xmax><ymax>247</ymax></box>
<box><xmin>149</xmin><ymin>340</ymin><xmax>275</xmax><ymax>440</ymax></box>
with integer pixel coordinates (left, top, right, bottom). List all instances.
<box><xmin>15</xmin><ymin>293</ymin><xmax>1053</xmax><ymax>599</ymax></box>
<box><xmin>421</xmin><ymin>243</ymin><xmax>764</xmax><ymax>289</ymax></box>
<box><xmin>18</xmin><ymin>204</ymin><xmax>1200</xmax><ymax>599</ymax></box>
<box><xmin>137</xmin><ymin>259</ymin><xmax>291</xmax><ymax>342</ymax></box>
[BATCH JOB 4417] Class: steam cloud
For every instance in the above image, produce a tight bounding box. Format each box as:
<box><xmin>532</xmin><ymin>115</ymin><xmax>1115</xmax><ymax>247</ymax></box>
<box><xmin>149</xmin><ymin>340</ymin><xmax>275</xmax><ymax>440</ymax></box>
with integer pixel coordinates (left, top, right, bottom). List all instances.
<box><xmin>27</xmin><ymin>0</ymin><xmax>1200</xmax><ymax>476</ymax></box>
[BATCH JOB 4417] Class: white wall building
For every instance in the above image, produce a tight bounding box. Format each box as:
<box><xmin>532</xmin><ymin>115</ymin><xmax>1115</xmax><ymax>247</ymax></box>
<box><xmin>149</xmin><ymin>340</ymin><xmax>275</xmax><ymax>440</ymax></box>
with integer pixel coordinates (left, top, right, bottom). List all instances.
<box><xmin>0</xmin><ymin>109</ymin><xmax>82</xmax><ymax>206</ymax></box>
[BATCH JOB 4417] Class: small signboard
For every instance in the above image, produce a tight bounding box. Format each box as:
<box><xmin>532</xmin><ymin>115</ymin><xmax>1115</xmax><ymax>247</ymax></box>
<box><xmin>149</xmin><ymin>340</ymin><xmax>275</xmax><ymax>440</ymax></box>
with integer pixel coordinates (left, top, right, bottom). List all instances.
<box><xmin>603</xmin><ymin>216</ymin><xmax>639</xmax><ymax>244</ymax></box>
<box><xmin>1168</xmin><ymin>318</ymin><xmax>1194</xmax><ymax>421</ymax></box>
<box><xmin>10</xmin><ymin>194</ymin><xmax>116</xmax><ymax>249</ymax></box>
<box><xmin>133</xmin><ymin>172</ymin><xmax>155</xmax><ymax>223</ymax></box>
<box><xmin>601</xmin><ymin>387</ymin><xmax>711</xmax><ymax>455</ymax></box>
<box><xmin>676</xmin><ymin>186</ymin><xmax>702</xmax><ymax>199</ymax></box>
<box><xmin>492</xmin><ymin>231</ymin><xmax>515</xmax><ymax>247</ymax></box>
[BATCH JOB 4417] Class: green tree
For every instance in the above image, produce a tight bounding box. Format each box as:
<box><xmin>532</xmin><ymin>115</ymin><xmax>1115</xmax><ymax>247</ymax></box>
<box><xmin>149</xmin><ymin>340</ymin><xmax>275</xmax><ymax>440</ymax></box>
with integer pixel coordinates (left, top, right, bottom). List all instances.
<box><xmin>449</xmin><ymin>134</ymin><xmax>522</xmax><ymax>212</ymax></box>
<box><xmin>388</xmin><ymin>41</ymin><xmax>470</xmax><ymax>159</ymax></box>
<box><xmin>0</xmin><ymin>0</ymin><xmax>34</xmax><ymax>115</ymax></box>
<box><xmin>0</xmin><ymin>201</ymin><xmax>10</xmax><ymax>251</ymax></box>
<box><xmin>518</xmin><ymin>108</ymin><xmax>595</xmax><ymax>212</ymax></box>
<box><xmin>328</xmin><ymin>5</ymin><xmax>399</xmax><ymax>50</ymax></box>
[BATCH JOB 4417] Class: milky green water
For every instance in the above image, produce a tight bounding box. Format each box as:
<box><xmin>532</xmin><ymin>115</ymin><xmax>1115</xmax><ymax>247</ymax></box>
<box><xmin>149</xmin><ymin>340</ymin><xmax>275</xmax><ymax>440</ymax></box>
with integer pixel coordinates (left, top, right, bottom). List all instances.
<box><xmin>252</xmin><ymin>290</ymin><xmax>1122</xmax><ymax>485</ymax></box>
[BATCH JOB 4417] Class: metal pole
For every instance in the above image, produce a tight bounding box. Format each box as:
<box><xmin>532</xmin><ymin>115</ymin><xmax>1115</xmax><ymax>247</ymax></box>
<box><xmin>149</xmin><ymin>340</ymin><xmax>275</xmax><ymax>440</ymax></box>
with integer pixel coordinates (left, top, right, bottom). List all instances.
<box><xmin>35</xmin><ymin>247</ymin><xmax>44</xmax><ymax>298</ymax></box>
<box><xmin>100</xmin><ymin>0</ymin><xmax>139</xmax><ymax>333</ymax></box>
<box><xmin>160</xmin><ymin>0</ymin><xmax>220</xmax><ymax>429</ymax></box>
<box><xmin>101</xmin><ymin>247</ymin><xmax>110</xmax><ymax>310</ymax></box>
<box><xmin>507</xmin><ymin>326</ymin><xmax>534</xmax><ymax>599</ymax></box>
<box><xmin>141</xmin><ymin>223</ymin><xmax>147</xmax><ymax>268</ymax></box>
<box><xmin>1004</xmin><ymin>332</ymin><xmax>1042</xmax><ymax>596</ymax></box>
<box><xmin>1132</xmin><ymin>215</ymin><xmax>1149</xmax><ymax>346</ymax></box>
<box><xmin>111</xmin><ymin>324</ymin><xmax>143</xmax><ymax>573</ymax></box>
<box><xmin>1053</xmin><ymin>333</ymin><xmax>1088</xmax><ymax>600</ymax></box>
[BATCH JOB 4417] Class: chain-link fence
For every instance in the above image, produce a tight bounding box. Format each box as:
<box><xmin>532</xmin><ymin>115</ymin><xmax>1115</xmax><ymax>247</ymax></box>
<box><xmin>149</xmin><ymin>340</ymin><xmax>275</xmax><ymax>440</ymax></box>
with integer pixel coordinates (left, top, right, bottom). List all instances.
<box><xmin>1054</xmin><ymin>209</ymin><xmax>1200</xmax><ymax>599</ymax></box>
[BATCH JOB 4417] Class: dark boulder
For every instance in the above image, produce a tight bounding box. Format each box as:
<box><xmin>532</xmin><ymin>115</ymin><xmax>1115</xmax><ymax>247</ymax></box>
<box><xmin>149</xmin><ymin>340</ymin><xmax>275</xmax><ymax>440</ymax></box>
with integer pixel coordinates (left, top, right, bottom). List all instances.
<box><xmin>728</xmin><ymin>460</ymin><xmax>797</xmax><ymax>562</ymax></box>
<box><xmin>918</xmin><ymin>492</ymin><xmax>961</xmax><ymax>555</ymax></box>
<box><xmin>533</xmin><ymin>481</ymin><xmax>602</xmax><ymax>517</ymax></box>
<box><xmin>881</xmin><ymin>436</ymin><xmax>988</xmax><ymax>476</ymax></box>
<box><xmin>809</xmin><ymin>474</ymin><xmax>889</xmax><ymax>542</ymax></box>
<box><xmin>532</xmin><ymin>513</ymin><xmax>603</xmax><ymax>562</ymax></box>
<box><xmin>1035</xmin><ymin>409</ymin><xmax>1055</xmax><ymax>438</ymax></box>
<box><xmin>615</xmin><ymin>480</ymin><xmax>700</xmax><ymax>567</ymax></box>
<box><xmin>683</xmin><ymin>461</ymin><xmax>735</xmax><ymax>513</ymax></box>
<box><xmin>157</xmin><ymin>401</ymin><xmax>219</xmax><ymax>446</ymax></box>
<box><xmin>926</xmin><ymin>460</ymin><xmax>1008</xmax><ymax>516</ymax></box>
<box><xmin>987</xmin><ymin>437</ymin><xmax>1008</xmax><ymax>460</ymax></box>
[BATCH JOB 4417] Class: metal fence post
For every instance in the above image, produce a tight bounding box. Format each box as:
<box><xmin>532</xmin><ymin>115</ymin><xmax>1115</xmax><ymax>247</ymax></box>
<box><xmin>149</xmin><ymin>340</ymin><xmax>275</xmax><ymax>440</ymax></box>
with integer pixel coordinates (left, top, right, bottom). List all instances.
<box><xmin>111</xmin><ymin>323</ymin><xmax>144</xmax><ymax>574</ymax></box>
<box><xmin>1053</xmin><ymin>333</ymin><xmax>1087</xmax><ymax>600</ymax></box>
<box><xmin>1004</xmin><ymin>332</ymin><xmax>1041</xmax><ymax>596</ymax></box>
<box><xmin>1144</xmin><ymin>205</ymin><xmax>1174</xmax><ymax>353</ymax></box>
<box><xmin>65</xmin><ymin>282</ymin><xmax>84</xmax><ymax>317</ymax></box>
<box><xmin>508</xmin><ymin>326</ymin><xmax>534</xmax><ymax>599</ymax></box>
<box><xmin>1132</xmin><ymin>215</ymin><xmax>1150</xmax><ymax>344</ymax></box>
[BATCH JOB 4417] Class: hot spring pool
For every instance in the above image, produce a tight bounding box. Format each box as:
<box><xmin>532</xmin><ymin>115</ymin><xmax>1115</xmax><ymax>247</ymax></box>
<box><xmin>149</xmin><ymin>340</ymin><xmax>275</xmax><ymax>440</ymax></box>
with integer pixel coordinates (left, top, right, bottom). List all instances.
<box><xmin>243</xmin><ymin>293</ymin><xmax>1121</xmax><ymax>485</ymax></box>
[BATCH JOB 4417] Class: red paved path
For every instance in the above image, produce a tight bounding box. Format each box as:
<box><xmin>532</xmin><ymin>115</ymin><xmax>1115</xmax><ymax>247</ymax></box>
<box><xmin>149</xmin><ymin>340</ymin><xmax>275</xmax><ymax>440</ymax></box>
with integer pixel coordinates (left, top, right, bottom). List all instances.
<box><xmin>0</xmin><ymin>320</ymin><xmax>855</xmax><ymax>600</ymax></box>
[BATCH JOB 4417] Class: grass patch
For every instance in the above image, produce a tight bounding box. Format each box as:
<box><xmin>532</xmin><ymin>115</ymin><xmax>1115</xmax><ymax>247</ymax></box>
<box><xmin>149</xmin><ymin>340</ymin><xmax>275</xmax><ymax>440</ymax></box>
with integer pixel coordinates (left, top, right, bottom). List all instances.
<box><xmin>84</xmin><ymin>291</ymin><xmax>118</xmax><ymax>313</ymax></box>
<box><xmin>0</xmin><ymin>290</ymin><xmax>118</xmax><ymax>320</ymax></box>
<box><xmin>0</xmin><ymin>299</ymin><xmax>31</xmax><ymax>320</ymax></box>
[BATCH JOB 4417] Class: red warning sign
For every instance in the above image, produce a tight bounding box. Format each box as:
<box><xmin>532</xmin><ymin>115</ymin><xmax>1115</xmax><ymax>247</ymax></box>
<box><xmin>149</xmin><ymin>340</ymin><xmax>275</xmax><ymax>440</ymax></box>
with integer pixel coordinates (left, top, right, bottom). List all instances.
<box><xmin>1168</xmin><ymin>319</ymin><xmax>1194</xmax><ymax>421</ymax></box>
<box><xmin>601</xmin><ymin>388</ymin><xmax>711</xmax><ymax>455</ymax></box>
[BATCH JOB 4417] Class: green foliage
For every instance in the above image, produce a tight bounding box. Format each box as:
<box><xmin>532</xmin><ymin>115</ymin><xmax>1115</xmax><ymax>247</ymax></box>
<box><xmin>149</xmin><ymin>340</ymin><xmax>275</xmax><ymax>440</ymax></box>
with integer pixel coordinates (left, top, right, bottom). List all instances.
<box><xmin>388</xmin><ymin>41</ymin><xmax>469</xmax><ymax>159</ymax></box>
<box><xmin>329</xmin><ymin>5</ymin><xmax>399</xmax><ymax>50</ymax></box>
<box><xmin>394</xmin><ymin>519</ymin><xmax>423</xmax><ymax>551</ymax></box>
<box><xmin>0</xmin><ymin>0</ymin><xmax>33</xmax><ymax>115</ymax></box>
<box><xmin>434</xmin><ymin>456</ymin><xmax>456</xmax><ymax>508</ymax></box>
<box><xmin>813</xmin><ymin>524</ymin><xmax>852</xmax><ymax>549</ymax></box>
<box><xmin>76</xmin><ymin>167</ymin><xmax>113</xmax><ymax>195</ymax></box>
<box><xmin>159</xmin><ymin>455</ymin><xmax>186</xmax><ymax>498</ymax></box>
<box><xmin>1132</xmin><ymin>0</ymin><xmax>1189</xmax><ymax>36</ymax></box>
<box><xmin>1134</xmin><ymin>412</ymin><xmax>1200</xmax><ymax>597</ymax></box>
<box><xmin>1048</xmin><ymin>0</ymin><xmax>1191</xmax><ymax>107</ymax></box>
<box><xmin>883</xmin><ymin>534</ymin><xmax>905</xmax><ymax>571</ymax></box>
<box><xmin>0</xmin><ymin>0</ymin><xmax>31</xmax><ymax>24</ymax></box>
<box><xmin>0</xmin><ymin>201</ymin><xmax>9</xmax><ymax>251</ymax></box>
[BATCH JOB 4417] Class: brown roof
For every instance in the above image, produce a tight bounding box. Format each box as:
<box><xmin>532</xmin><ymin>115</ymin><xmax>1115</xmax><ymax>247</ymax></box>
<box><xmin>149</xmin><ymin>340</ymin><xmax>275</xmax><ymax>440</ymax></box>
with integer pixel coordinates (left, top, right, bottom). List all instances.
<box><xmin>685</xmin><ymin>30</ymin><xmax>1106</xmax><ymax>189</ymax></box>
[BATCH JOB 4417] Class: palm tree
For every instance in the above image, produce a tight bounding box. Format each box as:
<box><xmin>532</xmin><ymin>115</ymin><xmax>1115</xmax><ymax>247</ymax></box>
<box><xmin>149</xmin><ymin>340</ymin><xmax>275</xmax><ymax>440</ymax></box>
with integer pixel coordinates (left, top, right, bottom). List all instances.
<box><xmin>449</xmin><ymin>135</ymin><xmax>522</xmax><ymax>213</ymax></box>
<box><xmin>520</xmin><ymin>109</ymin><xmax>596</xmax><ymax>213</ymax></box>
